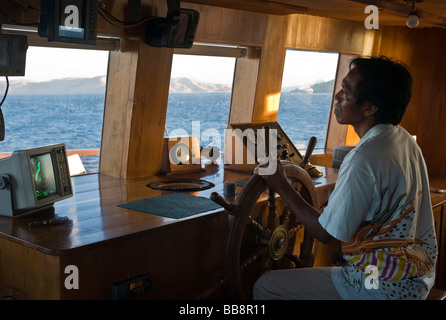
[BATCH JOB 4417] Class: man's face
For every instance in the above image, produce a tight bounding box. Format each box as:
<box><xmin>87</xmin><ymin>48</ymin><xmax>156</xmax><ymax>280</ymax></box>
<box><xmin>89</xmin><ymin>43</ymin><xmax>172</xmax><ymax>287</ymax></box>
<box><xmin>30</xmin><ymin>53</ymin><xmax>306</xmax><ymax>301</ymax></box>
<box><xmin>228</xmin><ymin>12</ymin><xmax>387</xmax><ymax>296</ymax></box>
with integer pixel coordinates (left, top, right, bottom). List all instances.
<box><xmin>333</xmin><ymin>68</ymin><xmax>371</xmax><ymax>126</ymax></box>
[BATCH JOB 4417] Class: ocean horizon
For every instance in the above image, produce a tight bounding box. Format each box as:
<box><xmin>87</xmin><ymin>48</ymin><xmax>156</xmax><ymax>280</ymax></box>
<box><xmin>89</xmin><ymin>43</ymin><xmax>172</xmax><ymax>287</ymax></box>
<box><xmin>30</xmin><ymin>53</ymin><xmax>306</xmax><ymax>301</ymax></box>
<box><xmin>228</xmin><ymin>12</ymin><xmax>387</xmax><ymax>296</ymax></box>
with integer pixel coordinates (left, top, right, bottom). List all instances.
<box><xmin>0</xmin><ymin>92</ymin><xmax>332</xmax><ymax>173</ymax></box>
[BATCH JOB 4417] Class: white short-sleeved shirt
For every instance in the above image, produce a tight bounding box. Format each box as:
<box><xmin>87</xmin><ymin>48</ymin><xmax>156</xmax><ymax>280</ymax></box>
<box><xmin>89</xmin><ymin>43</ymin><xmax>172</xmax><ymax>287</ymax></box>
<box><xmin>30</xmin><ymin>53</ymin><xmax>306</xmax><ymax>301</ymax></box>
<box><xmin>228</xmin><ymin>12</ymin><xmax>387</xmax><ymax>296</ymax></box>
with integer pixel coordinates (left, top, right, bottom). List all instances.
<box><xmin>319</xmin><ymin>124</ymin><xmax>438</xmax><ymax>299</ymax></box>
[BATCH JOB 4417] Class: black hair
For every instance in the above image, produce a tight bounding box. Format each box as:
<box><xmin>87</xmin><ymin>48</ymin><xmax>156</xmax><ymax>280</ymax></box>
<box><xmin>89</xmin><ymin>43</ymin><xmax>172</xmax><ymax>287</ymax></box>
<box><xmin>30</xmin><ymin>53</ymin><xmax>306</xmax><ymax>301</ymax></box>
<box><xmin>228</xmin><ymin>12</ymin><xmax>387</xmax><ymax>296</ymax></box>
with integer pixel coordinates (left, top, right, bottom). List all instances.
<box><xmin>349</xmin><ymin>56</ymin><xmax>412</xmax><ymax>125</ymax></box>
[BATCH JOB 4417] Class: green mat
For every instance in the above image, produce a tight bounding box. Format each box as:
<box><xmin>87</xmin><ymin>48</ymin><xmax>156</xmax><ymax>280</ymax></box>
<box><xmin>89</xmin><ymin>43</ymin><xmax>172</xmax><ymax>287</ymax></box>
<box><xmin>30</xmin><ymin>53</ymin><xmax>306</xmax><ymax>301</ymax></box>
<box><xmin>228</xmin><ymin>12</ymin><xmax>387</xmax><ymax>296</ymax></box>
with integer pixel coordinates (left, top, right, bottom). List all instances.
<box><xmin>235</xmin><ymin>178</ymin><xmax>250</xmax><ymax>187</ymax></box>
<box><xmin>118</xmin><ymin>192</ymin><xmax>222</xmax><ymax>219</ymax></box>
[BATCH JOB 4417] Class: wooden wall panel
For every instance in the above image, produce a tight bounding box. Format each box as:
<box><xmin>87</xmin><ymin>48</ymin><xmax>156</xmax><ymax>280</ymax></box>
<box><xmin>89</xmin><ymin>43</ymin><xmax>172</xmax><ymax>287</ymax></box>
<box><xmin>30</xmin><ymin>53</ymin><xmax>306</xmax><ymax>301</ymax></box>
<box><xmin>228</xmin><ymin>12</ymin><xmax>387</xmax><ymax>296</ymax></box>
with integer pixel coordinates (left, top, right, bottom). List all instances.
<box><xmin>369</xmin><ymin>27</ymin><xmax>419</xmax><ymax>135</ymax></box>
<box><xmin>285</xmin><ymin>14</ymin><xmax>365</xmax><ymax>54</ymax></box>
<box><xmin>0</xmin><ymin>237</ymin><xmax>61</xmax><ymax>299</ymax></box>
<box><xmin>374</xmin><ymin>27</ymin><xmax>446</xmax><ymax>177</ymax></box>
<box><xmin>187</xmin><ymin>4</ymin><xmax>268</xmax><ymax>46</ymax></box>
<box><xmin>251</xmin><ymin>15</ymin><xmax>289</xmax><ymax>123</ymax></box>
<box><xmin>126</xmin><ymin>44</ymin><xmax>173</xmax><ymax>179</ymax></box>
<box><xmin>229</xmin><ymin>48</ymin><xmax>261</xmax><ymax>125</ymax></box>
<box><xmin>100</xmin><ymin>39</ymin><xmax>139</xmax><ymax>178</ymax></box>
<box><xmin>100</xmin><ymin>38</ymin><xmax>173</xmax><ymax>179</ymax></box>
<box><xmin>325</xmin><ymin>53</ymin><xmax>359</xmax><ymax>151</ymax></box>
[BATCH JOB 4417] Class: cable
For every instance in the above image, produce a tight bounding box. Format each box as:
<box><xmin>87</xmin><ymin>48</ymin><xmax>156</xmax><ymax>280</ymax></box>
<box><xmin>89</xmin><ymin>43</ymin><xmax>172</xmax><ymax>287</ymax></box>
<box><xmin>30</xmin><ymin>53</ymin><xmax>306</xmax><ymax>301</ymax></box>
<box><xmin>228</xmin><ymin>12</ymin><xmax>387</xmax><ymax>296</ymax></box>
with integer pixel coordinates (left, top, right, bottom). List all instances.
<box><xmin>0</xmin><ymin>76</ymin><xmax>9</xmax><ymax>108</ymax></box>
<box><xmin>98</xmin><ymin>6</ymin><xmax>156</xmax><ymax>28</ymax></box>
<box><xmin>0</xmin><ymin>7</ymin><xmax>38</xmax><ymax>26</ymax></box>
<box><xmin>13</xmin><ymin>0</ymin><xmax>38</xmax><ymax>11</ymax></box>
<box><xmin>0</xmin><ymin>76</ymin><xmax>7</xmax><ymax>142</ymax></box>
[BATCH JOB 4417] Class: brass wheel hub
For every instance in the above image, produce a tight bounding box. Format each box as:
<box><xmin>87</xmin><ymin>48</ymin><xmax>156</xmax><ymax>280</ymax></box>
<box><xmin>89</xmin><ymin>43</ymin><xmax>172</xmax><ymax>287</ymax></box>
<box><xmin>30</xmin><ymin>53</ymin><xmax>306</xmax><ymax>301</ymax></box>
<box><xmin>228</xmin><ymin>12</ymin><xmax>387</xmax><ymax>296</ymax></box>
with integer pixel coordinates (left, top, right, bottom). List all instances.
<box><xmin>259</xmin><ymin>225</ymin><xmax>289</xmax><ymax>261</ymax></box>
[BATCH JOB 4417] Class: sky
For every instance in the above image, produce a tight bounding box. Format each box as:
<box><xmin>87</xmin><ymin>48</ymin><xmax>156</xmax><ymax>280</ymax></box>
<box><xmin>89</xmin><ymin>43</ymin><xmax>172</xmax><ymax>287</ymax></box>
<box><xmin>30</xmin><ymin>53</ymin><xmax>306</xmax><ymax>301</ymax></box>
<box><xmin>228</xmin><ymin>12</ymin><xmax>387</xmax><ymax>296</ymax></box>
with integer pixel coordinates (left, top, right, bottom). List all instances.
<box><xmin>7</xmin><ymin>46</ymin><xmax>339</xmax><ymax>88</ymax></box>
<box><xmin>282</xmin><ymin>49</ymin><xmax>339</xmax><ymax>88</ymax></box>
<box><xmin>171</xmin><ymin>54</ymin><xmax>236</xmax><ymax>84</ymax></box>
<box><xmin>9</xmin><ymin>46</ymin><xmax>109</xmax><ymax>82</ymax></box>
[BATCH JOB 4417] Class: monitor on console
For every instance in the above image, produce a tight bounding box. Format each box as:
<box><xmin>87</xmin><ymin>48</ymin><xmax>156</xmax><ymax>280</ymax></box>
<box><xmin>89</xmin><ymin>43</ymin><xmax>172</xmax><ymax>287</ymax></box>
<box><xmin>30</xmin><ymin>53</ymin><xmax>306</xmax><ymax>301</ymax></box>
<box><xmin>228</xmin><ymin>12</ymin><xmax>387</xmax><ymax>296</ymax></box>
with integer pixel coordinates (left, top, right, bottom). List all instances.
<box><xmin>0</xmin><ymin>143</ymin><xmax>73</xmax><ymax>217</ymax></box>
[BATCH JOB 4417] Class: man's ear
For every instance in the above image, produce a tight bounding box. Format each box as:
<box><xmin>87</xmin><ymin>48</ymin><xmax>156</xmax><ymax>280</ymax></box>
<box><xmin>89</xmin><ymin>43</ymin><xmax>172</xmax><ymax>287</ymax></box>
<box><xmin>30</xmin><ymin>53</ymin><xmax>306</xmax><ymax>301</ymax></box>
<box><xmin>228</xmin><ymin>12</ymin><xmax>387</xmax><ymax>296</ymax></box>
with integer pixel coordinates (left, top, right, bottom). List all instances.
<box><xmin>364</xmin><ymin>103</ymin><xmax>379</xmax><ymax>117</ymax></box>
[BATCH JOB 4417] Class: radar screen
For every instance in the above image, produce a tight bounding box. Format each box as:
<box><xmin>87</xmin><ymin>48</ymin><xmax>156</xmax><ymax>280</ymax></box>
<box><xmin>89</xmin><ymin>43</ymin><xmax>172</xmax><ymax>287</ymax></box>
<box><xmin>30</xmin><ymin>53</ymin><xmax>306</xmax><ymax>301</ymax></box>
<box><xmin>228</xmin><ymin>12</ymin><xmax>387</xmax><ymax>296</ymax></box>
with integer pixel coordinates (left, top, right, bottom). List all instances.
<box><xmin>30</xmin><ymin>153</ymin><xmax>57</xmax><ymax>200</ymax></box>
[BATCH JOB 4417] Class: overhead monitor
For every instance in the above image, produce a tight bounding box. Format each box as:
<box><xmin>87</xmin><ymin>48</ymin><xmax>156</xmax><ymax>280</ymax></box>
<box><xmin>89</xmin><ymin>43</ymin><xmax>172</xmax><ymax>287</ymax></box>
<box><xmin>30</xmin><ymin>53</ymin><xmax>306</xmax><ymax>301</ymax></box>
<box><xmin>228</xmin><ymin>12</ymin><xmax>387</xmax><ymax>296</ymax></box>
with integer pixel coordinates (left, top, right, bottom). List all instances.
<box><xmin>0</xmin><ymin>35</ymin><xmax>28</xmax><ymax>76</ymax></box>
<box><xmin>38</xmin><ymin>0</ymin><xmax>98</xmax><ymax>45</ymax></box>
<box><xmin>145</xmin><ymin>8</ymin><xmax>199</xmax><ymax>48</ymax></box>
<box><xmin>0</xmin><ymin>143</ymin><xmax>73</xmax><ymax>217</ymax></box>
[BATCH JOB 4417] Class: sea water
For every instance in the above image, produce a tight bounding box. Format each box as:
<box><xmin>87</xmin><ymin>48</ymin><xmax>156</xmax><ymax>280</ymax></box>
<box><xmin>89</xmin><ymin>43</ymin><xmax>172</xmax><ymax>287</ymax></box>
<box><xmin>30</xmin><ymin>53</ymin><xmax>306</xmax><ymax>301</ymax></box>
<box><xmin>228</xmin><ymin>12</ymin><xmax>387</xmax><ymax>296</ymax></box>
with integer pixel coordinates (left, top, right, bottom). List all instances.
<box><xmin>1</xmin><ymin>92</ymin><xmax>332</xmax><ymax>172</ymax></box>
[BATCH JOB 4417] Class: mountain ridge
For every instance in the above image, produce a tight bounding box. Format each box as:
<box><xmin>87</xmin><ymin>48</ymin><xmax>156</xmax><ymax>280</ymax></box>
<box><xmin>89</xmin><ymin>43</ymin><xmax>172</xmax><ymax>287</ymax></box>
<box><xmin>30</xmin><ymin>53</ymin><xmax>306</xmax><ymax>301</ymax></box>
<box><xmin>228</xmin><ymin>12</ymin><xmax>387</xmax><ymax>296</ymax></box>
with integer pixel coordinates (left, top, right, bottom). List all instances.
<box><xmin>8</xmin><ymin>76</ymin><xmax>107</xmax><ymax>95</ymax></box>
<box><xmin>6</xmin><ymin>76</ymin><xmax>333</xmax><ymax>95</ymax></box>
<box><xmin>169</xmin><ymin>77</ymin><xmax>231</xmax><ymax>93</ymax></box>
<box><xmin>6</xmin><ymin>76</ymin><xmax>233</xmax><ymax>95</ymax></box>
<box><xmin>289</xmin><ymin>79</ymin><xmax>335</xmax><ymax>94</ymax></box>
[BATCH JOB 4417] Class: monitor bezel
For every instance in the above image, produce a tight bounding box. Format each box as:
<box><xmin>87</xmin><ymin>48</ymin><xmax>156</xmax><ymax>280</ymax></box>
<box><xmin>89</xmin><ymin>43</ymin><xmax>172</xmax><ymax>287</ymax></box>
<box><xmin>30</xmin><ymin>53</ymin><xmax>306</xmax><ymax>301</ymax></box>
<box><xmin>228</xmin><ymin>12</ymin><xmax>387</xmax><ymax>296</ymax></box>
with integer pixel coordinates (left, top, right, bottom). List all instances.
<box><xmin>24</xmin><ymin>144</ymin><xmax>72</xmax><ymax>209</ymax></box>
<box><xmin>28</xmin><ymin>151</ymin><xmax>60</xmax><ymax>206</ymax></box>
<box><xmin>145</xmin><ymin>8</ymin><xmax>200</xmax><ymax>49</ymax></box>
<box><xmin>0</xmin><ymin>143</ymin><xmax>73</xmax><ymax>217</ymax></box>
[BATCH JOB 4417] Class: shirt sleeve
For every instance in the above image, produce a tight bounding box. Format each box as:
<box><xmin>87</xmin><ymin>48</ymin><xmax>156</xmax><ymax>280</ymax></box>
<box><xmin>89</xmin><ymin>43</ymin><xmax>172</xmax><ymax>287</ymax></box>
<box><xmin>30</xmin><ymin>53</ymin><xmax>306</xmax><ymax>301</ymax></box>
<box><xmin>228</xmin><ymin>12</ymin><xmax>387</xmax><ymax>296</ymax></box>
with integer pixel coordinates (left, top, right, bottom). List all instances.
<box><xmin>318</xmin><ymin>162</ymin><xmax>377</xmax><ymax>242</ymax></box>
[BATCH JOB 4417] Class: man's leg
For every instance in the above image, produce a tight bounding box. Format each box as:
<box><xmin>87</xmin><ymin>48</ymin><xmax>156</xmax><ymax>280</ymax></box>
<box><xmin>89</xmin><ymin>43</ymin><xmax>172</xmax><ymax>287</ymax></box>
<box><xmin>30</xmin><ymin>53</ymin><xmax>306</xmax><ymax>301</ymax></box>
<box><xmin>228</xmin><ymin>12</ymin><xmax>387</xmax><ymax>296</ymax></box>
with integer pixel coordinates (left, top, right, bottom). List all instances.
<box><xmin>253</xmin><ymin>267</ymin><xmax>343</xmax><ymax>300</ymax></box>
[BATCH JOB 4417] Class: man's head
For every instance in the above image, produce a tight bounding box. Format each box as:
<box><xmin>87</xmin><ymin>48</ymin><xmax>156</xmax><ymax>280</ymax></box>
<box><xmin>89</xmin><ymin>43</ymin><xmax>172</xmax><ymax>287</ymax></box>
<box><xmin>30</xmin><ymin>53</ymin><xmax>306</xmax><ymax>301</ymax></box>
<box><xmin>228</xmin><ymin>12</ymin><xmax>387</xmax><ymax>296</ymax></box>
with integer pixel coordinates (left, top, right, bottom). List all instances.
<box><xmin>349</xmin><ymin>56</ymin><xmax>412</xmax><ymax>125</ymax></box>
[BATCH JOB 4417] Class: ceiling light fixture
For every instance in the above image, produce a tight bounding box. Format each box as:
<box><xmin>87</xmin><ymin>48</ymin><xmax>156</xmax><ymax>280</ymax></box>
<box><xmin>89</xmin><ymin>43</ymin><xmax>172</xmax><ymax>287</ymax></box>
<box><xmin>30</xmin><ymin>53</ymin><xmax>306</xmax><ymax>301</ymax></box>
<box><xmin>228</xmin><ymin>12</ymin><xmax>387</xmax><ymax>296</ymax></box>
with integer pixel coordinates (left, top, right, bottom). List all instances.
<box><xmin>406</xmin><ymin>0</ymin><xmax>420</xmax><ymax>28</ymax></box>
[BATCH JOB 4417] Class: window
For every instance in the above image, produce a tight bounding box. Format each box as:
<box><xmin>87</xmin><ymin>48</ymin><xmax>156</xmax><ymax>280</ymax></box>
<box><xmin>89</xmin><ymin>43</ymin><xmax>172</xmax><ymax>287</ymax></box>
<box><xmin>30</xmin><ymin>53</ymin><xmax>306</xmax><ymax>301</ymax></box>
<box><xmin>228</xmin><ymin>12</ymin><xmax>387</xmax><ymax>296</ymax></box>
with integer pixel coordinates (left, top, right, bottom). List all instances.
<box><xmin>165</xmin><ymin>53</ymin><xmax>236</xmax><ymax>162</ymax></box>
<box><xmin>278</xmin><ymin>50</ymin><xmax>339</xmax><ymax>151</ymax></box>
<box><xmin>0</xmin><ymin>46</ymin><xmax>109</xmax><ymax>174</ymax></box>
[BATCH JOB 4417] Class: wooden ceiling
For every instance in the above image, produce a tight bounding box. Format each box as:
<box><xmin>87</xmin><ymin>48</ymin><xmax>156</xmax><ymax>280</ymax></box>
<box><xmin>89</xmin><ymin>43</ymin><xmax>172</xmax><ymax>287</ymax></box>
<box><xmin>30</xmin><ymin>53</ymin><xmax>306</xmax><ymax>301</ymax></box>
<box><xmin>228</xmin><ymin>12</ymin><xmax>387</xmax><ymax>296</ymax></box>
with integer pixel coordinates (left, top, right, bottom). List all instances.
<box><xmin>185</xmin><ymin>0</ymin><xmax>446</xmax><ymax>28</ymax></box>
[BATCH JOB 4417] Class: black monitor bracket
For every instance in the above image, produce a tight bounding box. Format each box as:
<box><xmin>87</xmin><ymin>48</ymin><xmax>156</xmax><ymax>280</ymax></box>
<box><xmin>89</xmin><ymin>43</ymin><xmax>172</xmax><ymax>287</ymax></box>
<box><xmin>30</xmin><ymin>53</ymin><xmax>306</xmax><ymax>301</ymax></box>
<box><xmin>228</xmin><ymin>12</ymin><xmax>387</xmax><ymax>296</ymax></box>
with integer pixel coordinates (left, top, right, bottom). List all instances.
<box><xmin>167</xmin><ymin>0</ymin><xmax>181</xmax><ymax>18</ymax></box>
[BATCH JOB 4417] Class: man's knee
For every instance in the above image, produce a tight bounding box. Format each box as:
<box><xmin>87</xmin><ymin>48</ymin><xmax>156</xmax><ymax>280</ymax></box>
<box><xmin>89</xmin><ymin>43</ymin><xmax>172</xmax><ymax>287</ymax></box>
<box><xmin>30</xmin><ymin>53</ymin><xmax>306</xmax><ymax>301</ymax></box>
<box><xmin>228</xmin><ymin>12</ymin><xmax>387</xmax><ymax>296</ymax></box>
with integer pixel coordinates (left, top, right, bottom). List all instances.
<box><xmin>253</xmin><ymin>272</ymin><xmax>276</xmax><ymax>300</ymax></box>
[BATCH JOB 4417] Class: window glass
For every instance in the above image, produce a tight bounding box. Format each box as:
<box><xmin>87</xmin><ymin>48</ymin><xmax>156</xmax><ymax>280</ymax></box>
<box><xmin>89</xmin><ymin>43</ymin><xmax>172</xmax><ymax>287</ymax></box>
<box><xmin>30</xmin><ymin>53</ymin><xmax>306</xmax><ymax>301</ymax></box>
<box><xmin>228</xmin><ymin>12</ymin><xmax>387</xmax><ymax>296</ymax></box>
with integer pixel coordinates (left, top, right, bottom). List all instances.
<box><xmin>278</xmin><ymin>50</ymin><xmax>339</xmax><ymax>151</ymax></box>
<box><xmin>165</xmin><ymin>54</ymin><xmax>236</xmax><ymax>161</ymax></box>
<box><xmin>0</xmin><ymin>46</ymin><xmax>109</xmax><ymax>174</ymax></box>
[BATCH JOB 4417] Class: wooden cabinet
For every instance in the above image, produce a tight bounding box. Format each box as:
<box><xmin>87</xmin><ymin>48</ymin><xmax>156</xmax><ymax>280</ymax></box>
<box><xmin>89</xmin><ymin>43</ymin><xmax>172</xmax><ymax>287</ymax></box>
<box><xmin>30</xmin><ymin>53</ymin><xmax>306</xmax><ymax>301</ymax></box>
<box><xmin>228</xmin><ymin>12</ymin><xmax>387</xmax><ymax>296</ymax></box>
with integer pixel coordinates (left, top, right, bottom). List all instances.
<box><xmin>0</xmin><ymin>168</ymin><xmax>338</xmax><ymax>299</ymax></box>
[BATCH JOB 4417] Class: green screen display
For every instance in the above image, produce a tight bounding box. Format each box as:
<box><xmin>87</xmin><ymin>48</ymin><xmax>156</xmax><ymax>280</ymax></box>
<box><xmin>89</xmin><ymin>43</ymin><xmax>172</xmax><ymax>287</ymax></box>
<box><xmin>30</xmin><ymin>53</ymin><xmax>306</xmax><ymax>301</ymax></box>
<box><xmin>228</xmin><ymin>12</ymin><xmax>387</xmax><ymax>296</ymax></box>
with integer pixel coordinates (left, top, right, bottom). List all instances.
<box><xmin>30</xmin><ymin>153</ymin><xmax>57</xmax><ymax>200</ymax></box>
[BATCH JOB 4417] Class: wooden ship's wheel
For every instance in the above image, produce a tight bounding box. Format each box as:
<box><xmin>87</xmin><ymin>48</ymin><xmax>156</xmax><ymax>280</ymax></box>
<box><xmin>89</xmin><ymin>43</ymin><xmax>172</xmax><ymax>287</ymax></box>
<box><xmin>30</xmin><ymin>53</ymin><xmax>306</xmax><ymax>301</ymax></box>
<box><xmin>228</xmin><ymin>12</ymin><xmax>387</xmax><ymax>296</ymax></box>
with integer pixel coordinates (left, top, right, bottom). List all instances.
<box><xmin>211</xmin><ymin>136</ymin><xmax>321</xmax><ymax>299</ymax></box>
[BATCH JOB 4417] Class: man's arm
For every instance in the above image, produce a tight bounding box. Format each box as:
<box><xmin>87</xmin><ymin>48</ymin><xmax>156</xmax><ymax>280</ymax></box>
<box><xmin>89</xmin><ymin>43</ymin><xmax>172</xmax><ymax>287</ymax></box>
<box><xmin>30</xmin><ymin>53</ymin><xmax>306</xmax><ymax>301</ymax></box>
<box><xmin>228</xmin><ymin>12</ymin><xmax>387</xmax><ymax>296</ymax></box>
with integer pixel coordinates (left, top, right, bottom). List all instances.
<box><xmin>254</xmin><ymin>161</ymin><xmax>335</xmax><ymax>244</ymax></box>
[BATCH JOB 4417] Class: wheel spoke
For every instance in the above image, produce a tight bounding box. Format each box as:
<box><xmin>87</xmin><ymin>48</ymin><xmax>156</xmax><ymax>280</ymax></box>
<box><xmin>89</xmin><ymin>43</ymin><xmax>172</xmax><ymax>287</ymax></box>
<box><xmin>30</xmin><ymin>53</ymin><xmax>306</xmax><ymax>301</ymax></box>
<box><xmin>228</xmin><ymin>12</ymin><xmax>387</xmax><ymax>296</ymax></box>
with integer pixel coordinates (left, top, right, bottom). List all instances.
<box><xmin>240</xmin><ymin>247</ymin><xmax>268</xmax><ymax>275</ymax></box>
<box><xmin>287</xmin><ymin>223</ymin><xmax>303</xmax><ymax>239</ymax></box>
<box><xmin>262</xmin><ymin>256</ymin><xmax>273</xmax><ymax>272</ymax></box>
<box><xmin>281</xmin><ymin>206</ymin><xmax>291</xmax><ymax>227</ymax></box>
<box><xmin>267</xmin><ymin>188</ymin><xmax>279</xmax><ymax>229</ymax></box>
<box><xmin>248</xmin><ymin>216</ymin><xmax>271</xmax><ymax>239</ymax></box>
<box><xmin>286</xmin><ymin>248</ymin><xmax>304</xmax><ymax>268</ymax></box>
